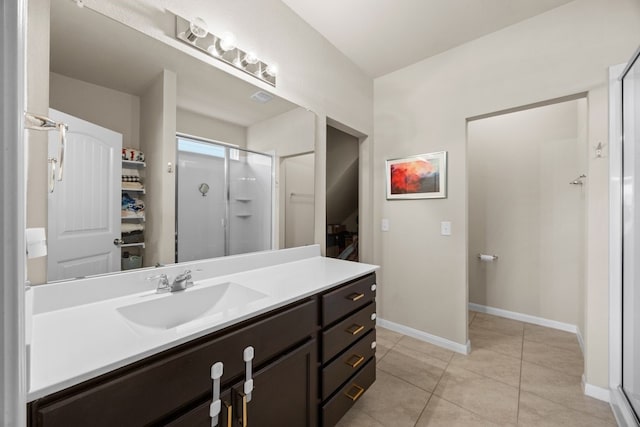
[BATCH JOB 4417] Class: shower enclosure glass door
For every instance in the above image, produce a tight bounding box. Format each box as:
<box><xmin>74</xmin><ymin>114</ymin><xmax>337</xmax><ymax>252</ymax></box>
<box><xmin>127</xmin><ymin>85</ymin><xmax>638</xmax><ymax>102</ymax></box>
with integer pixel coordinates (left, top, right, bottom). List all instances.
<box><xmin>176</xmin><ymin>136</ymin><xmax>273</xmax><ymax>262</ymax></box>
<box><xmin>622</xmin><ymin>50</ymin><xmax>640</xmax><ymax>420</ymax></box>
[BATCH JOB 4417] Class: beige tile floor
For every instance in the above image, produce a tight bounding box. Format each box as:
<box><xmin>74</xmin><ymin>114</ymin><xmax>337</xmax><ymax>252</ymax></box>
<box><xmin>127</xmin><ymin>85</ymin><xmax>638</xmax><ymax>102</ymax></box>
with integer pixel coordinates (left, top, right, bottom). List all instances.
<box><xmin>336</xmin><ymin>311</ymin><xmax>617</xmax><ymax>427</ymax></box>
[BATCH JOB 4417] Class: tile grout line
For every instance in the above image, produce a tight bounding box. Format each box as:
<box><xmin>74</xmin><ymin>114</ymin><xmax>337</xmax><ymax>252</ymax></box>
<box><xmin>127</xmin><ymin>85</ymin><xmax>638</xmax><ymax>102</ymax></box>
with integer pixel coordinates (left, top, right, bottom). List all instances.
<box><xmin>412</xmin><ymin>393</ymin><xmax>433</xmax><ymax>427</ymax></box>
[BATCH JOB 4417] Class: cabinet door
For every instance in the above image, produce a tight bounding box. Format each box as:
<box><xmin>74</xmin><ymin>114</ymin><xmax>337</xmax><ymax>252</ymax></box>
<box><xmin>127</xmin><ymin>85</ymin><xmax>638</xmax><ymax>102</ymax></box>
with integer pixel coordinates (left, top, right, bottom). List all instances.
<box><xmin>164</xmin><ymin>390</ymin><xmax>233</xmax><ymax>427</ymax></box>
<box><xmin>163</xmin><ymin>339</ymin><xmax>317</xmax><ymax>427</ymax></box>
<box><xmin>235</xmin><ymin>339</ymin><xmax>317</xmax><ymax>427</ymax></box>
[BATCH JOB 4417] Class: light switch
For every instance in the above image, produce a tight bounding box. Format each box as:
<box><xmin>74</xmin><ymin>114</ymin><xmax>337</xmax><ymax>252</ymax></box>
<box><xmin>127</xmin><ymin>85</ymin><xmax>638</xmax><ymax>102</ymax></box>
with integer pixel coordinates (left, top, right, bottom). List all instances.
<box><xmin>441</xmin><ymin>221</ymin><xmax>451</xmax><ymax>236</ymax></box>
<box><xmin>381</xmin><ymin>218</ymin><xmax>390</xmax><ymax>232</ymax></box>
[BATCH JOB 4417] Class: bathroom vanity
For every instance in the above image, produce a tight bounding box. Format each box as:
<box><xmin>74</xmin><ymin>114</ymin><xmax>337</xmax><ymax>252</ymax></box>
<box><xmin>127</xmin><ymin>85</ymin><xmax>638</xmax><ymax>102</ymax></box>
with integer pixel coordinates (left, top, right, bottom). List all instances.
<box><xmin>26</xmin><ymin>246</ymin><xmax>378</xmax><ymax>427</ymax></box>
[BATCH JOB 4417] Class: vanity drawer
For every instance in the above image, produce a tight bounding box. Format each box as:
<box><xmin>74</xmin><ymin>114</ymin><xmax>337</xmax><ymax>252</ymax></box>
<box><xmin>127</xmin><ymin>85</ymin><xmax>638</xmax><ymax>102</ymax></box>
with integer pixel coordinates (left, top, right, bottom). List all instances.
<box><xmin>321</xmin><ymin>358</ymin><xmax>375</xmax><ymax>427</ymax></box>
<box><xmin>322</xmin><ymin>302</ymin><xmax>376</xmax><ymax>363</ymax></box>
<box><xmin>322</xmin><ymin>273</ymin><xmax>376</xmax><ymax>327</ymax></box>
<box><xmin>322</xmin><ymin>329</ymin><xmax>376</xmax><ymax>400</ymax></box>
<box><xmin>29</xmin><ymin>299</ymin><xmax>317</xmax><ymax>427</ymax></box>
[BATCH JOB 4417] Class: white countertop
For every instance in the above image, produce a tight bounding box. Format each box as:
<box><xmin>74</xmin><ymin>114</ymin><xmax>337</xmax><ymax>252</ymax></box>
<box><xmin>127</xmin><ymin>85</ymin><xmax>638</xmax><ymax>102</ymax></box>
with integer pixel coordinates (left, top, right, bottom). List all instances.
<box><xmin>28</xmin><ymin>249</ymin><xmax>378</xmax><ymax>401</ymax></box>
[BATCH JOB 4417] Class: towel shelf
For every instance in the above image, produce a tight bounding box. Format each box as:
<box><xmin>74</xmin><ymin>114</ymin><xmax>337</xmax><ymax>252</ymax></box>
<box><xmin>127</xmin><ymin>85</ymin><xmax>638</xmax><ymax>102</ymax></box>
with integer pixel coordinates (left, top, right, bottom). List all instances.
<box><xmin>120</xmin><ymin>242</ymin><xmax>145</xmax><ymax>249</ymax></box>
<box><xmin>122</xmin><ymin>160</ymin><xmax>146</xmax><ymax>168</ymax></box>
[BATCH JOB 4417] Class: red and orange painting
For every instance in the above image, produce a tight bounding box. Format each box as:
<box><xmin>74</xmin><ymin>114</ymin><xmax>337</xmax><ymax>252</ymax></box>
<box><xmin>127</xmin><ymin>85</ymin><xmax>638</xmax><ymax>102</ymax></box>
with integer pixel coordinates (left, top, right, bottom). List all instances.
<box><xmin>386</xmin><ymin>152</ymin><xmax>447</xmax><ymax>199</ymax></box>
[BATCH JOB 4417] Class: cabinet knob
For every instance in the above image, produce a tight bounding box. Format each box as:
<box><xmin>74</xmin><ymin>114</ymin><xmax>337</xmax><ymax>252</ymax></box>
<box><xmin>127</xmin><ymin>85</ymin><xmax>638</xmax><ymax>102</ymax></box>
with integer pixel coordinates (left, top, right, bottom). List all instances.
<box><xmin>371</xmin><ymin>283</ymin><xmax>377</xmax><ymax>292</ymax></box>
<box><xmin>371</xmin><ymin>313</ymin><xmax>377</xmax><ymax>321</ymax></box>
<box><xmin>371</xmin><ymin>341</ymin><xmax>377</xmax><ymax>349</ymax></box>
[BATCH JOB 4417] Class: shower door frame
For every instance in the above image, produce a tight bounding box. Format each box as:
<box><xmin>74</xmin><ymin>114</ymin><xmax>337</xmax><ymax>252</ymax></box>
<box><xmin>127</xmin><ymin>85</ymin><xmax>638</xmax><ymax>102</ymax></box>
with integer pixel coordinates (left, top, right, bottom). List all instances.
<box><xmin>609</xmin><ymin>49</ymin><xmax>640</xmax><ymax>426</ymax></box>
<box><xmin>174</xmin><ymin>133</ymin><xmax>276</xmax><ymax>262</ymax></box>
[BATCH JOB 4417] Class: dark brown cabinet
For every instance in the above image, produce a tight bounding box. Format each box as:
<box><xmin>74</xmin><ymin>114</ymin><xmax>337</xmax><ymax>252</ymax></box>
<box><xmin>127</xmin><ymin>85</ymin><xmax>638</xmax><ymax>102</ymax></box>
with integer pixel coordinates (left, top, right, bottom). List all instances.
<box><xmin>319</xmin><ymin>274</ymin><xmax>377</xmax><ymax>427</ymax></box>
<box><xmin>165</xmin><ymin>339</ymin><xmax>317</xmax><ymax>427</ymax></box>
<box><xmin>27</xmin><ymin>272</ymin><xmax>376</xmax><ymax>427</ymax></box>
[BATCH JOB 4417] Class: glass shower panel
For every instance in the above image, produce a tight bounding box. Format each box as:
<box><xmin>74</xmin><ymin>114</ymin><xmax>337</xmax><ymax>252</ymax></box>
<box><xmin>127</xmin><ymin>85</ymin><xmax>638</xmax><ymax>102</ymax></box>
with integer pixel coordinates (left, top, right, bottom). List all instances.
<box><xmin>227</xmin><ymin>149</ymin><xmax>273</xmax><ymax>256</ymax></box>
<box><xmin>176</xmin><ymin>138</ymin><xmax>227</xmax><ymax>262</ymax></box>
<box><xmin>622</xmin><ymin>52</ymin><xmax>640</xmax><ymax>418</ymax></box>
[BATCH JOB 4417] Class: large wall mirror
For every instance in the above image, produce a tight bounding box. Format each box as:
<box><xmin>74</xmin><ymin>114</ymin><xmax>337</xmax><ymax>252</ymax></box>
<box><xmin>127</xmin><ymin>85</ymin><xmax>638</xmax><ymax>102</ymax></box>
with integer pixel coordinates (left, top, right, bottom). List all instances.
<box><xmin>30</xmin><ymin>0</ymin><xmax>316</xmax><ymax>284</ymax></box>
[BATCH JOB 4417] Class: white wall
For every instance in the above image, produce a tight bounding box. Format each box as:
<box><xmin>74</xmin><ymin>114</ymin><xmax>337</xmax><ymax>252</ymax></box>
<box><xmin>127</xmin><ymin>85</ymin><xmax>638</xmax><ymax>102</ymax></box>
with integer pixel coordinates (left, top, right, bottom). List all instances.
<box><xmin>140</xmin><ymin>70</ymin><xmax>177</xmax><ymax>267</ymax></box>
<box><xmin>247</xmin><ymin>107</ymin><xmax>316</xmax><ymax>248</ymax></box>
<box><xmin>50</xmin><ymin>72</ymin><xmax>141</xmax><ymax>149</ymax></box>
<box><xmin>1</xmin><ymin>0</ymin><xmax>27</xmax><ymax>424</ymax></box>
<box><xmin>585</xmin><ymin>85</ymin><xmax>611</xmax><ymax>388</ymax></box>
<box><xmin>247</xmin><ymin>107</ymin><xmax>315</xmax><ymax>157</ymax></box>
<box><xmin>176</xmin><ymin>108</ymin><xmax>246</xmax><ymax>148</ymax></box>
<box><xmin>374</xmin><ymin>0</ymin><xmax>640</xmax><ymax>387</ymax></box>
<box><xmin>283</xmin><ymin>153</ymin><xmax>315</xmax><ymax>248</ymax></box>
<box><xmin>25</xmin><ymin>0</ymin><xmax>50</xmax><ymax>285</ymax></box>
<box><xmin>468</xmin><ymin>99</ymin><xmax>586</xmax><ymax>327</ymax></box>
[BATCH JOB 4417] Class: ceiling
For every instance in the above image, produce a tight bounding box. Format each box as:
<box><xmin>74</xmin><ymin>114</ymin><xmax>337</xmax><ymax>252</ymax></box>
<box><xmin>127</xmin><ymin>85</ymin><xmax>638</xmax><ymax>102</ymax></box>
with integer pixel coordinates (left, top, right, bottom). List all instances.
<box><xmin>50</xmin><ymin>0</ymin><xmax>297</xmax><ymax>127</ymax></box>
<box><xmin>281</xmin><ymin>0</ymin><xmax>575</xmax><ymax>78</ymax></box>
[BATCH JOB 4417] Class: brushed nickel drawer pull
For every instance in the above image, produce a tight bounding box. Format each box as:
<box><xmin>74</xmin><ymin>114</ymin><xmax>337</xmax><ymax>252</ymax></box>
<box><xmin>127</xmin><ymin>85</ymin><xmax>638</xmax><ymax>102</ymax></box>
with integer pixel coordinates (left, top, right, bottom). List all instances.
<box><xmin>344</xmin><ymin>383</ymin><xmax>365</xmax><ymax>401</ymax></box>
<box><xmin>345</xmin><ymin>354</ymin><xmax>365</xmax><ymax>368</ymax></box>
<box><xmin>346</xmin><ymin>324</ymin><xmax>365</xmax><ymax>335</ymax></box>
<box><xmin>347</xmin><ymin>292</ymin><xmax>365</xmax><ymax>301</ymax></box>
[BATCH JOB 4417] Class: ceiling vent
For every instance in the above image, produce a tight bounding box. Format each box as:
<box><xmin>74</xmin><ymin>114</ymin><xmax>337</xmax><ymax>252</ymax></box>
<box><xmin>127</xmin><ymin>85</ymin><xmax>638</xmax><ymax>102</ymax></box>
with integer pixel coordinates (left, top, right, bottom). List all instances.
<box><xmin>250</xmin><ymin>91</ymin><xmax>274</xmax><ymax>103</ymax></box>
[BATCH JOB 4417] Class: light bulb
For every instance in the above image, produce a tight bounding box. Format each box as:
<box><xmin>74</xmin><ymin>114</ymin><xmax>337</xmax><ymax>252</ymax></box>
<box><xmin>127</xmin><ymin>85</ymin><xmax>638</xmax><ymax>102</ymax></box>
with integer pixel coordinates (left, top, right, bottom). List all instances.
<box><xmin>207</xmin><ymin>44</ymin><xmax>220</xmax><ymax>57</ymax></box>
<box><xmin>219</xmin><ymin>32</ymin><xmax>237</xmax><ymax>52</ymax></box>
<box><xmin>264</xmin><ymin>64</ymin><xmax>278</xmax><ymax>77</ymax></box>
<box><xmin>185</xmin><ymin>17</ymin><xmax>208</xmax><ymax>42</ymax></box>
<box><xmin>244</xmin><ymin>52</ymin><xmax>259</xmax><ymax>65</ymax></box>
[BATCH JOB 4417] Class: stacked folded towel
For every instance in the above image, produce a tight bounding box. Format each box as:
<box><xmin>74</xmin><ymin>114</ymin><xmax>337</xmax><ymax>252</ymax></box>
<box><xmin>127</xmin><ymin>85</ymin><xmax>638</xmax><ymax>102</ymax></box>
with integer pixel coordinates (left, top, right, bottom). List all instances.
<box><xmin>121</xmin><ymin>222</ymin><xmax>144</xmax><ymax>243</ymax></box>
<box><xmin>121</xmin><ymin>192</ymin><xmax>145</xmax><ymax>218</ymax></box>
<box><xmin>121</xmin><ymin>167</ymin><xmax>144</xmax><ymax>190</ymax></box>
<box><xmin>122</xmin><ymin>167</ymin><xmax>141</xmax><ymax>182</ymax></box>
<box><xmin>122</xmin><ymin>148</ymin><xmax>145</xmax><ymax>162</ymax></box>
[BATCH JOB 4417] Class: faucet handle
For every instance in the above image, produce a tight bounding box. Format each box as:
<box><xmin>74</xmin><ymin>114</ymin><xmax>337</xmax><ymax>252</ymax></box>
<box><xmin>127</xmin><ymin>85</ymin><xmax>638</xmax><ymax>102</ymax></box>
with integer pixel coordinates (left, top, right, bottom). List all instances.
<box><xmin>147</xmin><ymin>273</ymin><xmax>170</xmax><ymax>293</ymax></box>
<box><xmin>177</xmin><ymin>269</ymin><xmax>192</xmax><ymax>280</ymax></box>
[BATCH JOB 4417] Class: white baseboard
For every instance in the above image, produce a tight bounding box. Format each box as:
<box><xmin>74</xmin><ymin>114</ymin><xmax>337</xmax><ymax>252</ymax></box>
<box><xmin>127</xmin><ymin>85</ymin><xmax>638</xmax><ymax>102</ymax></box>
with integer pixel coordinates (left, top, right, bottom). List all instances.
<box><xmin>468</xmin><ymin>303</ymin><xmax>577</xmax><ymax>333</ymax></box>
<box><xmin>582</xmin><ymin>375</ymin><xmax>611</xmax><ymax>403</ymax></box>
<box><xmin>377</xmin><ymin>318</ymin><xmax>470</xmax><ymax>355</ymax></box>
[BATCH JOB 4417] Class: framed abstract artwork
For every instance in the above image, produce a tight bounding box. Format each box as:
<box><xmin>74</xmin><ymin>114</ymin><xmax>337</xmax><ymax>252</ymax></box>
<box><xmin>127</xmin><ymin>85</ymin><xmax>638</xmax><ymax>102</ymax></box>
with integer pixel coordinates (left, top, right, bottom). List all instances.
<box><xmin>386</xmin><ymin>151</ymin><xmax>447</xmax><ymax>199</ymax></box>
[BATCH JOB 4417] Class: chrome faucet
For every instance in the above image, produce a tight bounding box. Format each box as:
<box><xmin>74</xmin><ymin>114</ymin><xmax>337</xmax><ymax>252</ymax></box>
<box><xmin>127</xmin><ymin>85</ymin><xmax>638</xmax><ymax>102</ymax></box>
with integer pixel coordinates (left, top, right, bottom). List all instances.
<box><xmin>147</xmin><ymin>269</ymin><xmax>193</xmax><ymax>293</ymax></box>
<box><xmin>172</xmin><ymin>269</ymin><xmax>193</xmax><ymax>291</ymax></box>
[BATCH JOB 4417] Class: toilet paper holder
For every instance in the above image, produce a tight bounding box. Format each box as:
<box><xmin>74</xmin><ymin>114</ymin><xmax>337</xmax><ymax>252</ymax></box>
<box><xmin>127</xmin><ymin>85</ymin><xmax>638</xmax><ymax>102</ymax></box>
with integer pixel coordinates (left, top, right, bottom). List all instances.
<box><xmin>478</xmin><ymin>254</ymin><xmax>498</xmax><ymax>261</ymax></box>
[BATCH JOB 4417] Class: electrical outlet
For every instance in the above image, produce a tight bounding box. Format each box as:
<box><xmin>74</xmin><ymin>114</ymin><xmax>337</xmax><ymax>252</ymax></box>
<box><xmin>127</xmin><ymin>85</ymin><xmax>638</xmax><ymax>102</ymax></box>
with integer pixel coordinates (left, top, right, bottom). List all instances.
<box><xmin>381</xmin><ymin>218</ymin><xmax>390</xmax><ymax>232</ymax></box>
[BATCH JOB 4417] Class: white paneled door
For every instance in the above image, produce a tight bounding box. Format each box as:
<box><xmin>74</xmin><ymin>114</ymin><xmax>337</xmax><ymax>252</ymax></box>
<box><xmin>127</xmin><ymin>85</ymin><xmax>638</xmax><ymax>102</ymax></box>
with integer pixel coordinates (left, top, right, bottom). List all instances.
<box><xmin>47</xmin><ymin>109</ymin><xmax>122</xmax><ymax>281</ymax></box>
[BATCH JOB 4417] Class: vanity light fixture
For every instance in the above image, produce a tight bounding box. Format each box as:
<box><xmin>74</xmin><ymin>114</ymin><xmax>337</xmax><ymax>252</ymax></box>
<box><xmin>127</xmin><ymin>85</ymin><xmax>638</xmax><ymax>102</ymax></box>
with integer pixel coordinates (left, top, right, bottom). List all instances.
<box><xmin>175</xmin><ymin>14</ymin><xmax>277</xmax><ymax>86</ymax></box>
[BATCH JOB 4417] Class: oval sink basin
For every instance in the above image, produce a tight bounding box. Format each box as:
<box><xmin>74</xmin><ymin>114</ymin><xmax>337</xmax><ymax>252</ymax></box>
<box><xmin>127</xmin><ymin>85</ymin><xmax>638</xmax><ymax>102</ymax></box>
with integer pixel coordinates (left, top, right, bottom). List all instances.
<box><xmin>117</xmin><ymin>282</ymin><xmax>269</xmax><ymax>331</ymax></box>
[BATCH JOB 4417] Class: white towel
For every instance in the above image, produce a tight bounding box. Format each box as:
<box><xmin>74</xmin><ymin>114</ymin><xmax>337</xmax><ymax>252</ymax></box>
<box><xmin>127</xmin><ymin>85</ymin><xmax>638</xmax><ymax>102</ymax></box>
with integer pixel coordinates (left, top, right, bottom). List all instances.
<box><xmin>122</xmin><ymin>168</ymin><xmax>140</xmax><ymax>177</ymax></box>
<box><xmin>121</xmin><ymin>223</ymin><xmax>144</xmax><ymax>233</ymax></box>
